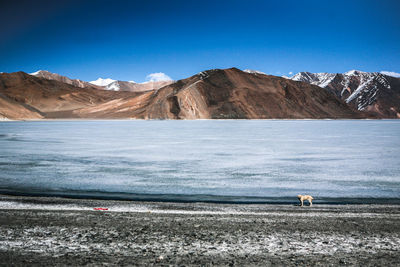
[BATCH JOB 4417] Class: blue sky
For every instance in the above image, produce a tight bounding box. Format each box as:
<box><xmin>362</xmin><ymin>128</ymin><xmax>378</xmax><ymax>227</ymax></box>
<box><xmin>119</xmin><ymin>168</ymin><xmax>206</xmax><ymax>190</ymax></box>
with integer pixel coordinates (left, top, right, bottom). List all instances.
<box><xmin>1</xmin><ymin>0</ymin><xmax>399</xmax><ymax>82</ymax></box>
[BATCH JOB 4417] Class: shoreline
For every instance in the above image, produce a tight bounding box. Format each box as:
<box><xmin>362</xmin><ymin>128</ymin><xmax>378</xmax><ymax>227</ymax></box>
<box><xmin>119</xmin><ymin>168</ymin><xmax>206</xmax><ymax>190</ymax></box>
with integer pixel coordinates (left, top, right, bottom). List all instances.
<box><xmin>1</xmin><ymin>195</ymin><xmax>399</xmax><ymax>266</ymax></box>
<box><xmin>1</xmin><ymin>118</ymin><xmax>397</xmax><ymax>122</ymax></box>
<box><xmin>2</xmin><ymin>194</ymin><xmax>400</xmax><ymax>213</ymax></box>
<box><xmin>1</xmin><ymin>191</ymin><xmax>400</xmax><ymax>205</ymax></box>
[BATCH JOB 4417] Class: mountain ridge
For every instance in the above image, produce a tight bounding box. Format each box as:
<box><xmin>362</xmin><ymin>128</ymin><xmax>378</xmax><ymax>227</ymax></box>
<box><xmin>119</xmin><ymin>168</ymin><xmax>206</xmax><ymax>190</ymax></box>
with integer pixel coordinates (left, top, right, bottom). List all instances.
<box><xmin>29</xmin><ymin>70</ymin><xmax>103</xmax><ymax>90</ymax></box>
<box><xmin>0</xmin><ymin>71</ymin><xmax>145</xmax><ymax>119</ymax></box>
<box><xmin>288</xmin><ymin>70</ymin><xmax>400</xmax><ymax>118</ymax></box>
<box><xmin>126</xmin><ymin>68</ymin><xmax>365</xmax><ymax>119</ymax></box>
<box><xmin>0</xmin><ymin>68</ymin><xmax>395</xmax><ymax>120</ymax></box>
<box><xmin>29</xmin><ymin>70</ymin><xmax>173</xmax><ymax>92</ymax></box>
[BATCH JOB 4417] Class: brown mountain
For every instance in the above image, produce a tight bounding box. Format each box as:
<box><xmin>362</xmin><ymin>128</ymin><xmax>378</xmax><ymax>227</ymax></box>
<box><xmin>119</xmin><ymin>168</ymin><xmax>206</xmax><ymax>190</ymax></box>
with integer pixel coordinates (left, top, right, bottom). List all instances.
<box><xmin>30</xmin><ymin>70</ymin><xmax>103</xmax><ymax>90</ymax></box>
<box><xmin>0</xmin><ymin>92</ymin><xmax>43</xmax><ymax>120</ymax></box>
<box><xmin>0</xmin><ymin>68</ymin><xmax>367</xmax><ymax>120</ymax></box>
<box><xmin>133</xmin><ymin>68</ymin><xmax>365</xmax><ymax>119</ymax></box>
<box><xmin>0</xmin><ymin>72</ymin><xmax>143</xmax><ymax>119</ymax></box>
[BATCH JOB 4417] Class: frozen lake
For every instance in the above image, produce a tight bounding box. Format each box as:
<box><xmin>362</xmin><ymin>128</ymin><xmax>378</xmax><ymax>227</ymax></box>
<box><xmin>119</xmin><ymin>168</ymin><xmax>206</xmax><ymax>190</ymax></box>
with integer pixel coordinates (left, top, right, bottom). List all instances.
<box><xmin>0</xmin><ymin>120</ymin><xmax>399</xmax><ymax>203</ymax></box>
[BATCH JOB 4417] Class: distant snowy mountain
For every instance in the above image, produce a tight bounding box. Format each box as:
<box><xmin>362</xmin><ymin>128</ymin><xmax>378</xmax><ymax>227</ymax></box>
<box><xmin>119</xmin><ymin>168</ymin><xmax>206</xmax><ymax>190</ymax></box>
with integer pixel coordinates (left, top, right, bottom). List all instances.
<box><xmin>90</xmin><ymin>72</ymin><xmax>173</xmax><ymax>91</ymax></box>
<box><xmin>101</xmin><ymin>80</ymin><xmax>173</xmax><ymax>92</ymax></box>
<box><xmin>89</xmin><ymin>78</ymin><xmax>116</xmax><ymax>87</ymax></box>
<box><xmin>90</xmin><ymin>73</ymin><xmax>173</xmax><ymax>92</ymax></box>
<box><xmin>30</xmin><ymin>71</ymin><xmax>172</xmax><ymax>92</ymax></box>
<box><xmin>288</xmin><ymin>70</ymin><xmax>400</xmax><ymax>117</ymax></box>
<box><xmin>290</xmin><ymin>72</ymin><xmax>337</xmax><ymax>88</ymax></box>
<box><xmin>30</xmin><ymin>70</ymin><xmax>99</xmax><ymax>89</ymax></box>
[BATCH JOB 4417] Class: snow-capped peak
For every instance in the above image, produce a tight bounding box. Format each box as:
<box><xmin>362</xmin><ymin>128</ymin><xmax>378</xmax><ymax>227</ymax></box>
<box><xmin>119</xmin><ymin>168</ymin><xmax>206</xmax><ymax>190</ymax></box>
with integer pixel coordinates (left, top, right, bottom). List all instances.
<box><xmin>29</xmin><ymin>70</ymin><xmax>46</xmax><ymax>76</ymax></box>
<box><xmin>89</xmin><ymin>78</ymin><xmax>116</xmax><ymax>86</ymax></box>
<box><xmin>291</xmin><ymin>72</ymin><xmax>336</xmax><ymax>88</ymax></box>
<box><xmin>243</xmin><ymin>69</ymin><xmax>266</xmax><ymax>75</ymax></box>
<box><xmin>287</xmin><ymin>70</ymin><xmax>395</xmax><ymax>112</ymax></box>
<box><xmin>344</xmin><ymin>70</ymin><xmax>366</xmax><ymax>76</ymax></box>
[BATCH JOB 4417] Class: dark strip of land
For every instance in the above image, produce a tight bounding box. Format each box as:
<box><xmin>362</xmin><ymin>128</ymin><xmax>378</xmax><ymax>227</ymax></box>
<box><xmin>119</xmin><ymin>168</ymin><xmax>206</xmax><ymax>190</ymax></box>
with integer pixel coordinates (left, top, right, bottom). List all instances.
<box><xmin>0</xmin><ymin>195</ymin><xmax>399</xmax><ymax>266</ymax></box>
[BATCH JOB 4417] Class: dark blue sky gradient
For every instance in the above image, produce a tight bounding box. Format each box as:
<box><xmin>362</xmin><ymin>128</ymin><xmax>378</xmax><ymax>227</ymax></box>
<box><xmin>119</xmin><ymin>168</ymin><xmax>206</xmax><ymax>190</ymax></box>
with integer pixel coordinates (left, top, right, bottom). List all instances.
<box><xmin>1</xmin><ymin>0</ymin><xmax>399</xmax><ymax>82</ymax></box>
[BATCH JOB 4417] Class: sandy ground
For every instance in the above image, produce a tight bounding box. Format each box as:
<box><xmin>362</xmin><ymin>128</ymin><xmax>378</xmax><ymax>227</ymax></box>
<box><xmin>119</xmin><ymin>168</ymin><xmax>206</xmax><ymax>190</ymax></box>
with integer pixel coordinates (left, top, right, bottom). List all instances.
<box><xmin>0</xmin><ymin>195</ymin><xmax>399</xmax><ymax>266</ymax></box>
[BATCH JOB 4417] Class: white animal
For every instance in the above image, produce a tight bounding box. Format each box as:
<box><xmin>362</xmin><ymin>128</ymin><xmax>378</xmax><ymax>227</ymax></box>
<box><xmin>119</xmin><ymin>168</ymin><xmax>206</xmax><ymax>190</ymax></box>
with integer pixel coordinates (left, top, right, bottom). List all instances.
<box><xmin>297</xmin><ymin>195</ymin><xmax>313</xmax><ymax>207</ymax></box>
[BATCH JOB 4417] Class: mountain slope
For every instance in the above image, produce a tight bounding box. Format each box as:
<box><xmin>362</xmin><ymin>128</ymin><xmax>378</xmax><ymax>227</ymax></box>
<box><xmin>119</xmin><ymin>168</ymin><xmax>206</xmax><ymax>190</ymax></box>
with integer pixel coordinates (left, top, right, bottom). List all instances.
<box><xmin>135</xmin><ymin>68</ymin><xmax>364</xmax><ymax>119</ymax></box>
<box><xmin>30</xmin><ymin>70</ymin><xmax>103</xmax><ymax>90</ymax></box>
<box><xmin>0</xmin><ymin>72</ymin><xmax>144</xmax><ymax>119</ymax></box>
<box><xmin>0</xmin><ymin>69</ymin><xmax>372</xmax><ymax>120</ymax></box>
<box><xmin>289</xmin><ymin>70</ymin><xmax>400</xmax><ymax>118</ymax></box>
<box><xmin>101</xmin><ymin>80</ymin><xmax>174</xmax><ymax>92</ymax></box>
<box><xmin>0</xmin><ymin>92</ymin><xmax>43</xmax><ymax>119</ymax></box>
<box><xmin>31</xmin><ymin>71</ymin><xmax>173</xmax><ymax>93</ymax></box>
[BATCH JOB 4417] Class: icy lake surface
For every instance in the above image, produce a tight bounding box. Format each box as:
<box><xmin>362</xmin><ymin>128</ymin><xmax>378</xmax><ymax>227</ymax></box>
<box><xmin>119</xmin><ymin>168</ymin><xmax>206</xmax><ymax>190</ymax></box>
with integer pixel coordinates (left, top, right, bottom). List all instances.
<box><xmin>0</xmin><ymin>120</ymin><xmax>399</xmax><ymax>202</ymax></box>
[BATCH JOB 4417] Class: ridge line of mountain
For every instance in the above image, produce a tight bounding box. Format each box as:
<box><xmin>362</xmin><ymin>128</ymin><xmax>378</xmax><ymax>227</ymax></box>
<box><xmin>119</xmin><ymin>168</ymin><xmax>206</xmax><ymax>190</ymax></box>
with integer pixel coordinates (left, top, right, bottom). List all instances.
<box><xmin>28</xmin><ymin>70</ymin><xmax>174</xmax><ymax>92</ymax></box>
<box><xmin>0</xmin><ymin>67</ymin><xmax>398</xmax><ymax>120</ymax></box>
<box><xmin>285</xmin><ymin>70</ymin><xmax>400</xmax><ymax>117</ymax></box>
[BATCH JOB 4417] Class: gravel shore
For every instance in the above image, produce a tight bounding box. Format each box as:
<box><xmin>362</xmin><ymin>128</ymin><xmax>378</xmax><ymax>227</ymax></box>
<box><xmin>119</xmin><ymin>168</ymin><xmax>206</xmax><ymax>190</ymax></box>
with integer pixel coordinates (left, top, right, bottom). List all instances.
<box><xmin>0</xmin><ymin>195</ymin><xmax>399</xmax><ymax>266</ymax></box>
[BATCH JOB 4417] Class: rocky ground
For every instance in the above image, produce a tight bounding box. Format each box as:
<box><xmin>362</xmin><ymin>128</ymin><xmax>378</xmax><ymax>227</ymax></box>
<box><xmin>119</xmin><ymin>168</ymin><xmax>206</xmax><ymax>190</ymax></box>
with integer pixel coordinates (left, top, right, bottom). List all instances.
<box><xmin>0</xmin><ymin>195</ymin><xmax>399</xmax><ymax>266</ymax></box>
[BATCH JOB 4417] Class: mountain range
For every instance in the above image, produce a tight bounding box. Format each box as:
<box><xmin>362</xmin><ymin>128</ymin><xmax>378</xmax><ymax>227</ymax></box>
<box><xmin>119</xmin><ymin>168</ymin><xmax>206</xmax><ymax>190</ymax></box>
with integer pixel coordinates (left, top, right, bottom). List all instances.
<box><xmin>30</xmin><ymin>70</ymin><xmax>174</xmax><ymax>92</ymax></box>
<box><xmin>0</xmin><ymin>68</ymin><xmax>398</xmax><ymax>120</ymax></box>
<box><xmin>29</xmin><ymin>70</ymin><xmax>102</xmax><ymax>90</ymax></box>
<box><xmin>288</xmin><ymin>70</ymin><xmax>400</xmax><ymax>118</ymax></box>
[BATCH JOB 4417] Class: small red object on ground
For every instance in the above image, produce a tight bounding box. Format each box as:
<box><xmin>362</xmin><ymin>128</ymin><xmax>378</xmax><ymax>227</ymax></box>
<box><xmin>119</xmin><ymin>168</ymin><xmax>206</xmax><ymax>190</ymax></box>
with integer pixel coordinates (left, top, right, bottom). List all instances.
<box><xmin>93</xmin><ymin>208</ymin><xmax>108</xmax><ymax>211</ymax></box>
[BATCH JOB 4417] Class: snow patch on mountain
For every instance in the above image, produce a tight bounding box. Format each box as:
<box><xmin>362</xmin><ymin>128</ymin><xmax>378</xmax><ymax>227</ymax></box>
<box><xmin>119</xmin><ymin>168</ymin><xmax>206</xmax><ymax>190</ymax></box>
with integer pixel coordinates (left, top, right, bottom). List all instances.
<box><xmin>342</xmin><ymin>72</ymin><xmax>390</xmax><ymax>110</ymax></box>
<box><xmin>344</xmin><ymin>70</ymin><xmax>367</xmax><ymax>76</ymax></box>
<box><xmin>88</xmin><ymin>73</ymin><xmax>173</xmax><ymax>91</ymax></box>
<box><xmin>29</xmin><ymin>70</ymin><xmax>44</xmax><ymax>76</ymax></box>
<box><xmin>243</xmin><ymin>69</ymin><xmax>266</xmax><ymax>75</ymax></box>
<box><xmin>90</xmin><ymin>78</ymin><xmax>116</xmax><ymax>86</ymax></box>
<box><xmin>346</xmin><ymin>77</ymin><xmax>374</xmax><ymax>103</ymax></box>
<box><xmin>105</xmin><ymin>81</ymin><xmax>121</xmax><ymax>91</ymax></box>
<box><xmin>291</xmin><ymin>72</ymin><xmax>336</xmax><ymax>87</ymax></box>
